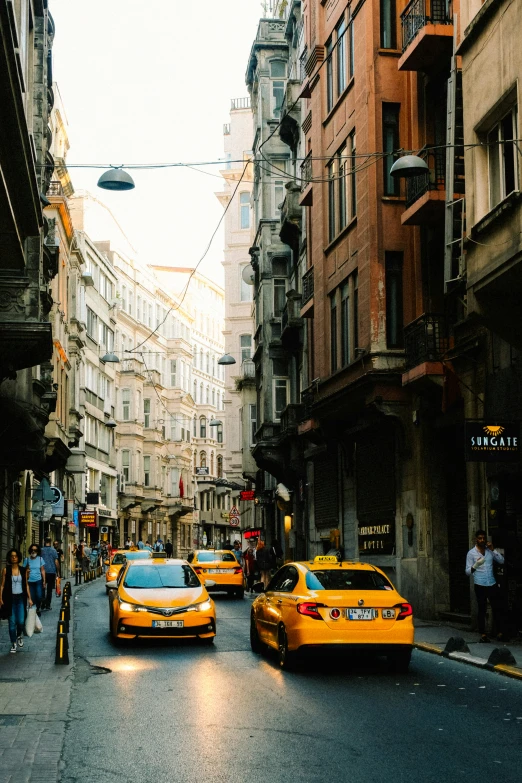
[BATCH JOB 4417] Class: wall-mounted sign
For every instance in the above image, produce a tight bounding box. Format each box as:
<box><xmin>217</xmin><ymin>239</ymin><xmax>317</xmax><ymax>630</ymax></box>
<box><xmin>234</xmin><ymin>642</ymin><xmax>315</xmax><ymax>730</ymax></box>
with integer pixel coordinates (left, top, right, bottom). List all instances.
<box><xmin>230</xmin><ymin>505</ymin><xmax>239</xmax><ymax>517</ymax></box>
<box><xmin>465</xmin><ymin>420</ymin><xmax>520</xmax><ymax>462</ymax></box>
<box><xmin>358</xmin><ymin>520</ymin><xmax>395</xmax><ymax>555</ymax></box>
<box><xmin>229</xmin><ymin>517</ymin><xmax>240</xmax><ymax>527</ymax></box>
<box><xmin>73</xmin><ymin>509</ymin><xmax>79</xmax><ymax>528</ymax></box>
<box><xmin>196</xmin><ymin>467</ymin><xmax>209</xmax><ymax>476</ymax></box>
<box><xmin>244</xmin><ymin>528</ymin><xmax>262</xmax><ymax>540</ymax></box>
<box><xmin>240</xmin><ymin>490</ymin><xmax>255</xmax><ymax>501</ymax></box>
<box><xmin>79</xmin><ymin>510</ymin><xmax>97</xmax><ymax>528</ymax></box>
<box><xmin>50</xmin><ymin>485</ymin><xmax>65</xmax><ymax>516</ymax></box>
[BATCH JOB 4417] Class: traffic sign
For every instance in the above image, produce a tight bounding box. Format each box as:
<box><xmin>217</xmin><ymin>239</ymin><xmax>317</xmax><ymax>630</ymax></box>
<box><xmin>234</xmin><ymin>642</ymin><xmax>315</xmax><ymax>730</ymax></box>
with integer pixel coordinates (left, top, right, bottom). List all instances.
<box><xmin>229</xmin><ymin>517</ymin><xmax>240</xmax><ymax>527</ymax></box>
<box><xmin>230</xmin><ymin>505</ymin><xmax>239</xmax><ymax>517</ymax></box>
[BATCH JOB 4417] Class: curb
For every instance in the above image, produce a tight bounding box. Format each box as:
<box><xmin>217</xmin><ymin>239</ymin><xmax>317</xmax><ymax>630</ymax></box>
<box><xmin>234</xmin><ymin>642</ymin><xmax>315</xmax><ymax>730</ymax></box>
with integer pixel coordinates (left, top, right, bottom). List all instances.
<box><xmin>413</xmin><ymin>641</ymin><xmax>522</xmax><ymax>680</ymax></box>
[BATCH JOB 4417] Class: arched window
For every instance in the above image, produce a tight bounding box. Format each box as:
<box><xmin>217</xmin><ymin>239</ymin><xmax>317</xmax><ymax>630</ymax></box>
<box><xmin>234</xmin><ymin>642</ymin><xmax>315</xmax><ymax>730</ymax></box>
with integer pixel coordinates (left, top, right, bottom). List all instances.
<box><xmin>210</xmin><ymin>451</ymin><xmax>214</xmax><ymax>476</ymax></box>
<box><xmin>193</xmin><ymin>450</ymin><xmax>197</xmax><ymax>471</ymax></box>
<box><xmin>193</xmin><ymin>380</ymin><xmax>197</xmax><ymax>401</ymax></box>
<box><xmin>206</xmin><ymin>385</ymin><xmax>210</xmax><ymax>404</ymax></box>
<box><xmin>193</xmin><ymin>415</ymin><xmax>197</xmax><ymax>437</ymax></box>
<box><xmin>212</xmin><ymin>388</ymin><xmax>215</xmax><ymax>407</ymax></box>
<box><xmin>211</xmin><ymin>355</ymin><xmax>215</xmax><ymax>377</ymax></box>
<box><xmin>217</xmin><ymin>455</ymin><xmax>223</xmax><ymax>478</ymax></box>
<box><xmin>200</xmin><ymin>451</ymin><xmax>207</xmax><ymax>468</ymax></box>
<box><xmin>206</xmin><ymin>352</ymin><xmax>210</xmax><ymax>374</ymax></box>
<box><xmin>200</xmin><ymin>382</ymin><xmax>203</xmax><ymax>403</ymax></box>
<box><xmin>200</xmin><ymin>416</ymin><xmax>207</xmax><ymax>438</ymax></box>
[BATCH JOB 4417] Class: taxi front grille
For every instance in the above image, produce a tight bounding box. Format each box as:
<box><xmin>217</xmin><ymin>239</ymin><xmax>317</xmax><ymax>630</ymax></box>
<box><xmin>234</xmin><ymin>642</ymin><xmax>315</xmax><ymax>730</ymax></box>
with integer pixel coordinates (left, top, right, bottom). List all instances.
<box><xmin>144</xmin><ymin>605</ymin><xmax>188</xmax><ymax>617</ymax></box>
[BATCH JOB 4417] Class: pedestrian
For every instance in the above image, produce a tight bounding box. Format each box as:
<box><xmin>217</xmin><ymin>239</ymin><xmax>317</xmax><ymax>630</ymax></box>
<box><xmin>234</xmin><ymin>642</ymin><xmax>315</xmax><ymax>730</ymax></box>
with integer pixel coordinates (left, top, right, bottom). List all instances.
<box><xmin>125</xmin><ymin>537</ymin><xmax>132</xmax><ymax>549</ymax></box>
<box><xmin>243</xmin><ymin>546</ymin><xmax>256</xmax><ymax>592</ymax></box>
<box><xmin>165</xmin><ymin>539</ymin><xmax>173</xmax><ymax>558</ymax></box>
<box><xmin>23</xmin><ymin>544</ymin><xmax>46</xmax><ymax>615</ymax></box>
<box><xmin>137</xmin><ymin>538</ymin><xmax>144</xmax><ymax>550</ymax></box>
<box><xmin>255</xmin><ymin>540</ymin><xmax>272</xmax><ymax>588</ymax></box>
<box><xmin>75</xmin><ymin>541</ymin><xmax>84</xmax><ymax>570</ymax></box>
<box><xmin>40</xmin><ymin>538</ymin><xmax>60</xmax><ymax>611</ymax></box>
<box><xmin>53</xmin><ymin>540</ymin><xmax>64</xmax><ymax>565</ymax></box>
<box><xmin>145</xmin><ymin>541</ymin><xmax>153</xmax><ymax>552</ymax></box>
<box><xmin>154</xmin><ymin>537</ymin><xmax>164</xmax><ymax>552</ymax></box>
<box><xmin>232</xmin><ymin>540</ymin><xmax>243</xmax><ymax>566</ymax></box>
<box><xmin>465</xmin><ymin>529</ymin><xmax>507</xmax><ymax>642</ymax></box>
<box><xmin>0</xmin><ymin>549</ymin><xmax>33</xmax><ymax>653</ymax></box>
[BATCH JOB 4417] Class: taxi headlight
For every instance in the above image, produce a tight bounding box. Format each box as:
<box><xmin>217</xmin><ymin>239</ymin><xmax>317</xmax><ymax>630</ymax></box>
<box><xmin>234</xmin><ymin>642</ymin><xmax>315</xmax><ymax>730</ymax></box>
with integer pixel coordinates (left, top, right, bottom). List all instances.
<box><xmin>197</xmin><ymin>599</ymin><xmax>212</xmax><ymax>612</ymax></box>
<box><xmin>118</xmin><ymin>600</ymin><xmax>147</xmax><ymax>612</ymax></box>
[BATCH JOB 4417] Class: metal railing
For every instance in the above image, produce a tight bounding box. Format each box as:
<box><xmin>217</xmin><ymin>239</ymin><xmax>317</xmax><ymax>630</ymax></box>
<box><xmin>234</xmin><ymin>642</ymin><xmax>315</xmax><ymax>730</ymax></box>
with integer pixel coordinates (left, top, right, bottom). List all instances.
<box><xmin>231</xmin><ymin>97</ymin><xmax>251</xmax><ymax>110</ymax></box>
<box><xmin>48</xmin><ymin>181</ymin><xmax>65</xmax><ymax>197</ymax></box>
<box><xmin>240</xmin><ymin>358</ymin><xmax>255</xmax><ymax>378</ymax></box>
<box><xmin>405</xmin><ymin>147</ymin><xmax>446</xmax><ymax>209</ymax></box>
<box><xmin>121</xmin><ymin>358</ymin><xmax>144</xmax><ymax>374</ymax></box>
<box><xmin>299</xmin><ymin>46</ymin><xmax>308</xmax><ymax>82</ymax></box>
<box><xmin>401</xmin><ymin>0</ymin><xmax>453</xmax><ymax>51</ymax></box>
<box><xmin>302</xmin><ymin>266</ymin><xmax>314</xmax><ymax>304</ymax></box>
<box><xmin>404</xmin><ymin>313</ymin><xmax>449</xmax><ymax>370</ymax></box>
<box><xmin>300</xmin><ymin>152</ymin><xmax>313</xmax><ymax>191</ymax></box>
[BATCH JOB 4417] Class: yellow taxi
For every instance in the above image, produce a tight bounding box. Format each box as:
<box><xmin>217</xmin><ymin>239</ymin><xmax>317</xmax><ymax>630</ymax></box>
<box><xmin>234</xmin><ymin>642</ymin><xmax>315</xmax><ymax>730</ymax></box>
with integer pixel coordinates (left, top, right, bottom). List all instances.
<box><xmin>107</xmin><ymin>558</ymin><xmax>216</xmax><ymax>643</ymax></box>
<box><xmin>105</xmin><ymin>549</ymin><xmax>152</xmax><ymax>593</ymax></box>
<box><xmin>187</xmin><ymin>550</ymin><xmax>244</xmax><ymax>599</ymax></box>
<box><xmin>250</xmin><ymin>555</ymin><xmax>414</xmax><ymax>671</ymax></box>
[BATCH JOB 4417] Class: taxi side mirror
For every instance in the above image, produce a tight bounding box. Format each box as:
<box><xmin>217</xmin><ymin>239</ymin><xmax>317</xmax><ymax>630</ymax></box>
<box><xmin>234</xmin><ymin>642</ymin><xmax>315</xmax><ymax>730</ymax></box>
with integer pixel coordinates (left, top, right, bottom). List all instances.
<box><xmin>204</xmin><ymin>580</ymin><xmax>216</xmax><ymax>588</ymax></box>
<box><xmin>104</xmin><ymin>559</ymin><xmax>110</xmax><ymax>565</ymax></box>
<box><xmin>253</xmin><ymin>582</ymin><xmax>265</xmax><ymax>594</ymax></box>
<box><xmin>105</xmin><ymin>580</ymin><xmax>117</xmax><ymax>589</ymax></box>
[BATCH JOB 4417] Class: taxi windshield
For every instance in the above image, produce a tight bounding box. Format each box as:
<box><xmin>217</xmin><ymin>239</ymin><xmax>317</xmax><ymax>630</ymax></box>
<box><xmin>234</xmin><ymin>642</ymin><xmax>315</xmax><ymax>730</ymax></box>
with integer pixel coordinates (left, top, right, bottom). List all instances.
<box><xmin>306</xmin><ymin>569</ymin><xmax>392</xmax><ymax>591</ymax></box>
<box><xmin>197</xmin><ymin>551</ymin><xmax>236</xmax><ymax>563</ymax></box>
<box><xmin>111</xmin><ymin>553</ymin><xmax>126</xmax><ymax>565</ymax></box>
<box><xmin>125</xmin><ymin>551</ymin><xmax>152</xmax><ymax>560</ymax></box>
<box><xmin>124</xmin><ymin>564</ymin><xmax>200</xmax><ymax>589</ymax></box>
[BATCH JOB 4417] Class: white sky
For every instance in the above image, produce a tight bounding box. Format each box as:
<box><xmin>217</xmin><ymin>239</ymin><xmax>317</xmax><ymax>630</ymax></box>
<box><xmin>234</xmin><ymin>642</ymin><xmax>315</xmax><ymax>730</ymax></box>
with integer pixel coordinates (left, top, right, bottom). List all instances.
<box><xmin>51</xmin><ymin>0</ymin><xmax>265</xmax><ymax>285</ymax></box>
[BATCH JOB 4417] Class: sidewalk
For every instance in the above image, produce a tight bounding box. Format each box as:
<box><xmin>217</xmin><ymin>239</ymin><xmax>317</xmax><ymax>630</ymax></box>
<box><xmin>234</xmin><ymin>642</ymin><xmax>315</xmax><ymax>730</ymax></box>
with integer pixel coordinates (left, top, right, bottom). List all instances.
<box><xmin>0</xmin><ymin>580</ymin><xmax>77</xmax><ymax>783</ymax></box>
<box><xmin>414</xmin><ymin>619</ymin><xmax>522</xmax><ymax>680</ymax></box>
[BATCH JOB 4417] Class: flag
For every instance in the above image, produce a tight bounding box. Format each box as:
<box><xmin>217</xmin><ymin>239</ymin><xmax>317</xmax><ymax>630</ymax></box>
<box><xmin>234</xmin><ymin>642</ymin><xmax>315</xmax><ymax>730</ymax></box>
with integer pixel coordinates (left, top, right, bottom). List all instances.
<box><xmin>179</xmin><ymin>475</ymin><xmax>184</xmax><ymax>498</ymax></box>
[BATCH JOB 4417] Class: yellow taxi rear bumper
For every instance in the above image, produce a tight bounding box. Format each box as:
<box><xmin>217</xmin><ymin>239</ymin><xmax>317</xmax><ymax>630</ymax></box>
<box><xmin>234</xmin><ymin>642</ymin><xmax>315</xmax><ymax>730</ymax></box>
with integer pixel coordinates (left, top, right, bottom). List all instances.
<box><xmin>287</xmin><ymin>620</ymin><xmax>414</xmax><ymax>652</ymax></box>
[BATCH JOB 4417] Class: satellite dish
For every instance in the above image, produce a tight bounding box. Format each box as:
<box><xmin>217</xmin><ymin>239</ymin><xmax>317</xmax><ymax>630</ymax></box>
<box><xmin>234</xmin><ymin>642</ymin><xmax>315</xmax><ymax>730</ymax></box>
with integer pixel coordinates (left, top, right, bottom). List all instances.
<box><xmin>242</xmin><ymin>264</ymin><xmax>255</xmax><ymax>286</ymax></box>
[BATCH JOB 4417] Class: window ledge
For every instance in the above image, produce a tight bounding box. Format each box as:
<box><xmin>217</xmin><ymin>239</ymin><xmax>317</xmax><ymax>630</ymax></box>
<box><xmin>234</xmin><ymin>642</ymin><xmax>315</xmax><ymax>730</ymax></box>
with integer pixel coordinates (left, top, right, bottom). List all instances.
<box><xmin>377</xmin><ymin>48</ymin><xmax>402</xmax><ymax>57</ymax></box>
<box><xmin>324</xmin><ymin>215</ymin><xmax>357</xmax><ymax>253</ymax></box>
<box><xmin>381</xmin><ymin>196</ymin><xmax>406</xmax><ymax>204</ymax></box>
<box><xmin>471</xmin><ymin>190</ymin><xmax>522</xmax><ymax>237</ymax></box>
<box><xmin>323</xmin><ymin>78</ymin><xmax>355</xmax><ymax>127</ymax></box>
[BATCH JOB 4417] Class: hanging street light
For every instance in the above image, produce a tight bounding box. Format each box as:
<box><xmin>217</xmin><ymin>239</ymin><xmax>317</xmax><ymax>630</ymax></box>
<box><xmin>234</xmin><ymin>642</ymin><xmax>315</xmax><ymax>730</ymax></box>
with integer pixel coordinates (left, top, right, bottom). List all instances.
<box><xmin>101</xmin><ymin>351</ymin><xmax>120</xmax><ymax>363</ymax></box>
<box><xmin>209</xmin><ymin>418</ymin><xmax>222</xmax><ymax>427</ymax></box>
<box><xmin>97</xmin><ymin>167</ymin><xmax>136</xmax><ymax>191</ymax></box>
<box><xmin>390</xmin><ymin>155</ymin><xmax>429</xmax><ymax>179</ymax></box>
<box><xmin>217</xmin><ymin>354</ymin><xmax>236</xmax><ymax>365</ymax></box>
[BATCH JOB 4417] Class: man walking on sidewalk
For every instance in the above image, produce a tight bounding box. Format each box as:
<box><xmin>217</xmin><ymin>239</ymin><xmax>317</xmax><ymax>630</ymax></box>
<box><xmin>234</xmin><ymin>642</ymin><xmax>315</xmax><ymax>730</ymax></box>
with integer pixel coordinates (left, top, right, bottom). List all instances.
<box><xmin>41</xmin><ymin>538</ymin><xmax>60</xmax><ymax>611</ymax></box>
<box><xmin>465</xmin><ymin>529</ymin><xmax>507</xmax><ymax>643</ymax></box>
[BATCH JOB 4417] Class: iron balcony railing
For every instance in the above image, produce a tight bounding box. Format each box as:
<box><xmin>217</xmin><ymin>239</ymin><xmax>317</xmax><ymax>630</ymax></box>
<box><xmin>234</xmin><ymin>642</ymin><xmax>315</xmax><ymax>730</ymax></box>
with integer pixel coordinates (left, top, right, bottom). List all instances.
<box><xmin>401</xmin><ymin>0</ymin><xmax>453</xmax><ymax>51</ymax></box>
<box><xmin>302</xmin><ymin>266</ymin><xmax>314</xmax><ymax>305</ymax></box>
<box><xmin>231</xmin><ymin>97</ymin><xmax>251</xmax><ymax>110</ymax></box>
<box><xmin>300</xmin><ymin>152</ymin><xmax>313</xmax><ymax>191</ymax></box>
<box><xmin>404</xmin><ymin>313</ymin><xmax>449</xmax><ymax>370</ymax></box>
<box><xmin>241</xmin><ymin>358</ymin><xmax>255</xmax><ymax>379</ymax></box>
<box><xmin>47</xmin><ymin>180</ymin><xmax>65</xmax><ymax>197</ymax></box>
<box><xmin>405</xmin><ymin>147</ymin><xmax>446</xmax><ymax>209</ymax></box>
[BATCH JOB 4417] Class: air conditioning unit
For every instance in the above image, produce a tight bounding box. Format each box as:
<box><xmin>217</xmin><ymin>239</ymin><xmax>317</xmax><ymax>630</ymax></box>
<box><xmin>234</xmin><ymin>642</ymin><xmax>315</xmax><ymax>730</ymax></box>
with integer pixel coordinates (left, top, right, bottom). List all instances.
<box><xmin>117</xmin><ymin>473</ymin><xmax>126</xmax><ymax>493</ymax></box>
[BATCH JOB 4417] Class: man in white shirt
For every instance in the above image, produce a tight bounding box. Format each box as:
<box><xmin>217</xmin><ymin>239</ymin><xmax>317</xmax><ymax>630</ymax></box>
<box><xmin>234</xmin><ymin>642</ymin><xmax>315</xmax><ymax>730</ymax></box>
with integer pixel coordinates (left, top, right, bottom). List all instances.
<box><xmin>465</xmin><ymin>529</ymin><xmax>506</xmax><ymax>642</ymax></box>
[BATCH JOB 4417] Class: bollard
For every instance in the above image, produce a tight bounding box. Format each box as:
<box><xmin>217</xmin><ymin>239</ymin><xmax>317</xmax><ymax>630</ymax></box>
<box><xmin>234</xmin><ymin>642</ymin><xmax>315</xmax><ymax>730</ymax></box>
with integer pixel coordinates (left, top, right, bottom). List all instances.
<box><xmin>64</xmin><ymin>581</ymin><xmax>72</xmax><ymax>596</ymax></box>
<box><xmin>84</xmin><ymin>570</ymin><xmax>89</xmax><ymax>583</ymax></box>
<box><xmin>57</xmin><ymin>620</ymin><xmax>67</xmax><ymax>636</ymax></box>
<box><xmin>55</xmin><ymin>631</ymin><xmax>69</xmax><ymax>665</ymax></box>
<box><xmin>75</xmin><ymin>568</ymin><xmax>82</xmax><ymax>586</ymax></box>
<box><xmin>59</xmin><ymin>607</ymin><xmax>69</xmax><ymax>634</ymax></box>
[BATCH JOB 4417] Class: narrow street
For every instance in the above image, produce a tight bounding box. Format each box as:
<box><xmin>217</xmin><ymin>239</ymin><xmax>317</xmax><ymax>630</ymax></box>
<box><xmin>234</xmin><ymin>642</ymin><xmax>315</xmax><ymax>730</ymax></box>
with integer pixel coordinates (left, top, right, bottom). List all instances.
<box><xmin>61</xmin><ymin>581</ymin><xmax>522</xmax><ymax>783</ymax></box>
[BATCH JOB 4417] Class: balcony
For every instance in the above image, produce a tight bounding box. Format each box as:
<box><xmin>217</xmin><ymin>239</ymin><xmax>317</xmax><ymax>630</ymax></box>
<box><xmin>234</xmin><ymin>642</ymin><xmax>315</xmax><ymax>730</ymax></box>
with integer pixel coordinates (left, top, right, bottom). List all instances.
<box><xmin>281</xmin><ymin>293</ymin><xmax>303</xmax><ymax>350</ymax></box>
<box><xmin>279</xmin><ymin>404</ymin><xmax>304</xmax><ymax>441</ymax></box>
<box><xmin>279</xmin><ymin>182</ymin><xmax>302</xmax><ymax>248</ymax></box>
<box><xmin>120</xmin><ymin>357</ymin><xmax>145</xmax><ymax>377</ymax></box>
<box><xmin>299</xmin><ymin>152</ymin><xmax>313</xmax><ymax>206</ymax></box>
<box><xmin>402</xmin><ymin>313</ymin><xmax>450</xmax><ymax>386</ymax></box>
<box><xmin>399</xmin><ymin>0</ymin><xmax>454</xmax><ymax>73</ymax></box>
<box><xmin>47</xmin><ymin>181</ymin><xmax>65</xmax><ymax>198</ymax></box>
<box><xmin>300</xmin><ymin>266</ymin><xmax>314</xmax><ymax>317</ymax></box>
<box><xmin>401</xmin><ymin>147</ymin><xmax>446</xmax><ymax>226</ymax></box>
<box><xmin>231</xmin><ymin>97</ymin><xmax>251</xmax><ymax>110</ymax></box>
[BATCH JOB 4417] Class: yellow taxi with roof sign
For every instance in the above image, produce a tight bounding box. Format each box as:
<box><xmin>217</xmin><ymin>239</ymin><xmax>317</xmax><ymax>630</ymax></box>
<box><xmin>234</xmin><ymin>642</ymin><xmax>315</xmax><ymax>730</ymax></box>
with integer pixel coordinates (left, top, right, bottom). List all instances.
<box><xmin>105</xmin><ymin>548</ymin><xmax>152</xmax><ymax>593</ymax></box>
<box><xmin>187</xmin><ymin>550</ymin><xmax>244</xmax><ymax>598</ymax></box>
<box><xmin>107</xmin><ymin>558</ymin><xmax>216</xmax><ymax>643</ymax></box>
<box><xmin>250</xmin><ymin>555</ymin><xmax>413</xmax><ymax>670</ymax></box>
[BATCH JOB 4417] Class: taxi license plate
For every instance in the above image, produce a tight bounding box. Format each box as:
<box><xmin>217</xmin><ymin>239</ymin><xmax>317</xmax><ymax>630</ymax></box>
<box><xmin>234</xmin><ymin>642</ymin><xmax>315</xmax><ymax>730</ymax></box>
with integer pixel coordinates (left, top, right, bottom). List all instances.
<box><xmin>348</xmin><ymin>608</ymin><xmax>374</xmax><ymax>620</ymax></box>
<box><xmin>208</xmin><ymin>568</ymin><xmax>233</xmax><ymax>574</ymax></box>
<box><xmin>152</xmin><ymin>620</ymin><xmax>184</xmax><ymax>628</ymax></box>
<box><xmin>382</xmin><ymin>609</ymin><xmax>396</xmax><ymax>619</ymax></box>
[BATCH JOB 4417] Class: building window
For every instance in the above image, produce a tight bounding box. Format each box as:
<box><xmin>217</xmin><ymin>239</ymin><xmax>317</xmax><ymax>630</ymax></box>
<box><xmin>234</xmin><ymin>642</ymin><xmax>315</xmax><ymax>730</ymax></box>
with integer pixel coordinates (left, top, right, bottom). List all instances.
<box><xmin>338</xmin><ymin>146</ymin><xmax>347</xmax><ymax>232</ymax></box>
<box><xmin>210</xmin><ymin>452</ymin><xmax>214</xmax><ymax>476</ymax></box>
<box><xmin>326</xmin><ymin>38</ymin><xmax>334</xmax><ymax>112</ymax></box>
<box><xmin>330</xmin><ymin>293</ymin><xmax>338</xmax><ymax>372</ymax></box>
<box><xmin>144</xmin><ymin>398</ymin><xmax>151</xmax><ymax>428</ymax></box>
<box><xmin>200</xmin><ymin>451</ymin><xmax>207</xmax><ymax>469</ymax></box>
<box><xmin>240</xmin><ymin>265</ymin><xmax>253</xmax><ymax>301</ymax></box>
<box><xmin>273</xmin><ymin>278</ymin><xmax>286</xmax><ymax>317</ymax></box>
<box><xmin>328</xmin><ymin>160</ymin><xmax>336</xmax><ymax>241</ymax></box>
<box><xmin>193</xmin><ymin>416</ymin><xmax>197</xmax><ymax>437</ymax></box>
<box><xmin>249</xmin><ymin>403</ymin><xmax>257</xmax><ymax>446</ymax></box>
<box><xmin>488</xmin><ymin>106</ymin><xmax>518</xmax><ymax>208</ymax></box>
<box><xmin>383</xmin><ymin>103</ymin><xmax>400</xmax><ymax>196</ymax></box>
<box><xmin>212</xmin><ymin>388</ymin><xmax>215</xmax><ymax>407</ymax></box>
<box><xmin>86</xmin><ymin>307</ymin><xmax>98</xmax><ymax>341</ymax></box>
<box><xmin>170</xmin><ymin>360</ymin><xmax>177</xmax><ymax>387</ymax></box>
<box><xmin>385</xmin><ymin>252</ymin><xmax>404</xmax><ymax>349</ymax></box>
<box><xmin>380</xmin><ymin>0</ymin><xmax>396</xmax><ymax>49</ymax></box>
<box><xmin>272</xmin><ymin>359</ymin><xmax>289</xmax><ymax>421</ymax></box>
<box><xmin>270</xmin><ymin>60</ymin><xmax>286</xmax><ymax>118</ymax></box>
<box><xmin>217</xmin><ymin>424</ymin><xmax>223</xmax><ymax>444</ymax></box>
<box><xmin>349</xmin><ymin>132</ymin><xmax>357</xmax><ymax>219</ymax></box>
<box><xmin>200</xmin><ymin>416</ymin><xmax>207</xmax><ymax>438</ymax></box>
<box><xmin>273</xmin><ymin>179</ymin><xmax>285</xmax><ymax>216</ymax></box>
<box><xmin>341</xmin><ymin>282</ymin><xmax>350</xmax><ymax>367</ymax></box>
<box><xmin>336</xmin><ymin>18</ymin><xmax>347</xmax><ymax>97</ymax></box>
<box><xmin>143</xmin><ymin>456</ymin><xmax>151</xmax><ymax>487</ymax></box>
<box><xmin>348</xmin><ymin>8</ymin><xmax>354</xmax><ymax>79</ymax></box>
<box><xmin>217</xmin><ymin>455</ymin><xmax>223</xmax><ymax>478</ymax></box>
<box><xmin>206</xmin><ymin>385</ymin><xmax>210</xmax><ymax>404</ymax></box>
<box><xmin>240</xmin><ymin>192</ymin><xmax>250</xmax><ymax>229</ymax></box>
<box><xmin>122</xmin><ymin>450</ymin><xmax>130</xmax><ymax>482</ymax></box>
<box><xmin>121</xmin><ymin>388</ymin><xmax>130</xmax><ymax>421</ymax></box>
<box><xmin>240</xmin><ymin>334</ymin><xmax>252</xmax><ymax>363</ymax></box>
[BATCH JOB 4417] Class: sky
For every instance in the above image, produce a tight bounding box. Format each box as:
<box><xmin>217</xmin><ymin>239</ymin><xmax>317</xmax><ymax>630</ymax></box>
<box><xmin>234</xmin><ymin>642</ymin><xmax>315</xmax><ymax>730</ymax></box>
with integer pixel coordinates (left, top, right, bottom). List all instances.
<box><xmin>50</xmin><ymin>0</ymin><xmax>266</xmax><ymax>285</ymax></box>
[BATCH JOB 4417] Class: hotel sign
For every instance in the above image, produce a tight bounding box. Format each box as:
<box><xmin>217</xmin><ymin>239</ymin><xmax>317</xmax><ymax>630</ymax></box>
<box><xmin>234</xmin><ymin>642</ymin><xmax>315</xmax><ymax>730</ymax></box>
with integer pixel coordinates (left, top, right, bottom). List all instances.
<box><xmin>358</xmin><ymin>521</ymin><xmax>395</xmax><ymax>555</ymax></box>
<box><xmin>79</xmin><ymin>510</ymin><xmax>97</xmax><ymax>528</ymax></box>
<box><xmin>465</xmin><ymin>420</ymin><xmax>520</xmax><ymax>463</ymax></box>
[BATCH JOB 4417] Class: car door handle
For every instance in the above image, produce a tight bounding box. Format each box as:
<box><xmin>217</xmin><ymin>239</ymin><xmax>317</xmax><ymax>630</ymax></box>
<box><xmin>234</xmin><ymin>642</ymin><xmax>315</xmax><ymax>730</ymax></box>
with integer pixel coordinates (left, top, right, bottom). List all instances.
<box><xmin>276</xmin><ymin>599</ymin><xmax>282</xmax><ymax>604</ymax></box>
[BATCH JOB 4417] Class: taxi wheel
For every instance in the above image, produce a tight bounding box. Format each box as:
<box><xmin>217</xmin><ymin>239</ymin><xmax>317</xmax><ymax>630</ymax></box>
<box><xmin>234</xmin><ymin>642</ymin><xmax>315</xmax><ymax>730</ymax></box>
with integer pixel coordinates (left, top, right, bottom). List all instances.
<box><xmin>200</xmin><ymin>635</ymin><xmax>215</xmax><ymax>645</ymax></box>
<box><xmin>250</xmin><ymin>616</ymin><xmax>264</xmax><ymax>654</ymax></box>
<box><xmin>387</xmin><ymin>646</ymin><xmax>412</xmax><ymax>673</ymax></box>
<box><xmin>235</xmin><ymin>588</ymin><xmax>244</xmax><ymax>599</ymax></box>
<box><xmin>278</xmin><ymin>625</ymin><xmax>296</xmax><ymax>671</ymax></box>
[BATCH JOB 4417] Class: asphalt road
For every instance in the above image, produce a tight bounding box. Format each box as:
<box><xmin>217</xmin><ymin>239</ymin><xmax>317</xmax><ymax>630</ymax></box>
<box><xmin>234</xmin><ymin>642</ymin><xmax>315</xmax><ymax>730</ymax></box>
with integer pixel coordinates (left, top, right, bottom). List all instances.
<box><xmin>61</xmin><ymin>581</ymin><xmax>522</xmax><ymax>783</ymax></box>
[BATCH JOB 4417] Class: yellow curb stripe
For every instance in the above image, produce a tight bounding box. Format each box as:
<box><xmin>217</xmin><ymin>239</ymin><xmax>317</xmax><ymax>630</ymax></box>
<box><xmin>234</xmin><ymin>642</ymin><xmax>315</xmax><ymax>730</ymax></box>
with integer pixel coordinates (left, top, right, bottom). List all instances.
<box><xmin>414</xmin><ymin>642</ymin><xmax>444</xmax><ymax>655</ymax></box>
<box><xmin>493</xmin><ymin>664</ymin><xmax>522</xmax><ymax>680</ymax></box>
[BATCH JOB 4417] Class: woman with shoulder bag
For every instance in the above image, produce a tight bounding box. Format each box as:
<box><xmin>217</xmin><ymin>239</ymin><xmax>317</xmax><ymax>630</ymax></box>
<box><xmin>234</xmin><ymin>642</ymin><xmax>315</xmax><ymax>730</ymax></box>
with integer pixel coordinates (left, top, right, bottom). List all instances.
<box><xmin>0</xmin><ymin>549</ymin><xmax>33</xmax><ymax>654</ymax></box>
<box><xmin>23</xmin><ymin>545</ymin><xmax>46</xmax><ymax>616</ymax></box>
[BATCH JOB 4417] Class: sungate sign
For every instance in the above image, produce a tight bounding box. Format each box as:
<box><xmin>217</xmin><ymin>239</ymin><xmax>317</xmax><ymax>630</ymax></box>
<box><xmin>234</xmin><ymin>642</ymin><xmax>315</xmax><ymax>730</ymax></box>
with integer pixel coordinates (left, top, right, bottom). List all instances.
<box><xmin>465</xmin><ymin>421</ymin><xmax>520</xmax><ymax>462</ymax></box>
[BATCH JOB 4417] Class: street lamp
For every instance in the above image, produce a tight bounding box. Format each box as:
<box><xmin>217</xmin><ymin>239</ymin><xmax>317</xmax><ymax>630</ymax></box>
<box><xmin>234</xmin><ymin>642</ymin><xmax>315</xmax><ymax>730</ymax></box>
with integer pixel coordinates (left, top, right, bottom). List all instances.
<box><xmin>101</xmin><ymin>351</ymin><xmax>120</xmax><ymax>363</ymax></box>
<box><xmin>209</xmin><ymin>418</ymin><xmax>222</xmax><ymax>427</ymax></box>
<box><xmin>106</xmin><ymin>417</ymin><xmax>117</xmax><ymax>429</ymax></box>
<box><xmin>97</xmin><ymin>167</ymin><xmax>136</xmax><ymax>191</ymax></box>
<box><xmin>390</xmin><ymin>155</ymin><xmax>429</xmax><ymax>178</ymax></box>
<box><xmin>217</xmin><ymin>354</ymin><xmax>236</xmax><ymax>365</ymax></box>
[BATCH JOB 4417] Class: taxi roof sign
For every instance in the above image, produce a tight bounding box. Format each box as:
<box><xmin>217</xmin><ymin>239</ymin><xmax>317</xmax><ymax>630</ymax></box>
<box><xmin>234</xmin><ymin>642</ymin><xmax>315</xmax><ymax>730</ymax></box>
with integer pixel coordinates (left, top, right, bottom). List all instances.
<box><xmin>313</xmin><ymin>555</ymin><xmax>339</xmax><ymax>564</ymax></box>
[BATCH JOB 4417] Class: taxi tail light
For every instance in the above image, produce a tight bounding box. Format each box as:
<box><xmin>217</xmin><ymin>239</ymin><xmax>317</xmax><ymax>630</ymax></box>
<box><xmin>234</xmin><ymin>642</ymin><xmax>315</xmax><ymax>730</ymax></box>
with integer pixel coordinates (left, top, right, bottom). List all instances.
<box><xmin>297</xmin><ymin>602</ymin><xmax>326</xmax><ymax>620</ymax></box>
<box><xmin>233</xmin><ymin>567</ymin><xmax>243</xmax><ymax>574</ymax></box>
<box><xmin>395</xmin><ymin>602</ymin><xmax>413</xmax><ymax>620</ymax></box>
<box><xmin>194</xmin><ymin>567</ymin><xmax>202</xmax><ymax>574</ymax></box>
